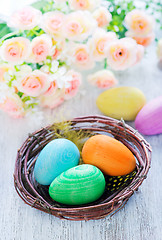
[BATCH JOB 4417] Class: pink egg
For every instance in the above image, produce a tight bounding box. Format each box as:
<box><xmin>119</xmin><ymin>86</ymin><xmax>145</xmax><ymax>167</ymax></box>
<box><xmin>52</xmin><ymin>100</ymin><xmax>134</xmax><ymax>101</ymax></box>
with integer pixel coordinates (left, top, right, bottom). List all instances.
<box><xmin>135</xmin><ymin>96</ymin><xmax>162</xmax><ymax>135</ymax></box>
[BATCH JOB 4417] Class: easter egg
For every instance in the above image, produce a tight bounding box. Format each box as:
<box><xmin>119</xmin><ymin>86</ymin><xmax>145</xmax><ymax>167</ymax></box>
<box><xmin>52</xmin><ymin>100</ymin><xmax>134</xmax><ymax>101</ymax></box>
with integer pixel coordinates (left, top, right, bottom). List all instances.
<box><xmin>49</xmin><ymin>164</ymin><xmax>106</xmax><ymax>205</ymax></box>
<box><xmin>96</xmin><ymin>86</ymin><xmax>146</xmax><ymax>121</ymax></box>
<box><xmin>34</xmin><ymin>138</ymin><xmax>80</xmax><ymax>185</ymax></box>
<box><xmin>135</xmin><ymin>96</ymin><xmax>162</xmax><ymax>135</ymax></box>
<box><xmin>82</xmin><ymin>135</ymin><xmax>136</xmax><ymax>176</ymax></box>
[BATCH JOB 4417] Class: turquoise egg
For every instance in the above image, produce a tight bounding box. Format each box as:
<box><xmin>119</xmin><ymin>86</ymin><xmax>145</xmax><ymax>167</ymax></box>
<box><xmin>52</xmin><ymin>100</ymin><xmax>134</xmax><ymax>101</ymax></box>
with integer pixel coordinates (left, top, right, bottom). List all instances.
<box><xmin>34</xmin><ymin>139</ymin><xmax>80</xmax><ymax>185</ymax></box>
<box><xmin>49</xmin><ymin>164</ymin><xmax>106</xmax><ymax>205</ymax></box>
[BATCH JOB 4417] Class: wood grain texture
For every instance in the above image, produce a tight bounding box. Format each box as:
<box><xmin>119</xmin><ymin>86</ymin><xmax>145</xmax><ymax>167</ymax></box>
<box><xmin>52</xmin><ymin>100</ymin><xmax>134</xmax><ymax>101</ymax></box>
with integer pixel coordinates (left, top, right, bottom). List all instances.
<box><xmin>0</xmin><ymin>3</ymin><xmax>162</xmax><ymax>238</ymax></box>
<box><xmin>0</xmin><ymin>43</ymin><xmax>162</xmax><ymax>240</ymax></box>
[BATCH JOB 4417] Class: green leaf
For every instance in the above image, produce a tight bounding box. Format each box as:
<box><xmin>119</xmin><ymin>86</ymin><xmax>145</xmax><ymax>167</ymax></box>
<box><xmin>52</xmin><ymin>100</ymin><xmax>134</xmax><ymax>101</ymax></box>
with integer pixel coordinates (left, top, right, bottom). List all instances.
<box><xmin>127</xmin><ymin>1</ymin><xmax>135</xmax><ymax>11</ymax></box>
<box><xmin>22</xmin><ymin>96</ymin><xmax>31</xmax><ymax>102</ymax></box>
<box><xmin>28</xmin><ymin>103</ymin><xmax>38</xmax><ymax>109</ymax></box>
<box><xmin>0</xmin><ymin>23</ymin><xmax>12</xmax><ymax>38</ymax></box>
<box><xmin>31</xmin><ymin>0</ymin><xmax>49</xmax><ymax>10</ymax></box>
<box><xmin>17</xmin><ymin>92</ymin><xmax>24</xmax><ymax>98</ymax></box>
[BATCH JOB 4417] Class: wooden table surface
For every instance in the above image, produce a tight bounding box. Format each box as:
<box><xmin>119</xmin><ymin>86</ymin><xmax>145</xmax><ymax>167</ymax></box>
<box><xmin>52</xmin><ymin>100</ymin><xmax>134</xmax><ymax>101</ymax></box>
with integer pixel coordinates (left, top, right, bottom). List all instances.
<box><xmin>0</xmin><ymin>2</ymin><xmax>162</xmax><ymax>240</ymax></box>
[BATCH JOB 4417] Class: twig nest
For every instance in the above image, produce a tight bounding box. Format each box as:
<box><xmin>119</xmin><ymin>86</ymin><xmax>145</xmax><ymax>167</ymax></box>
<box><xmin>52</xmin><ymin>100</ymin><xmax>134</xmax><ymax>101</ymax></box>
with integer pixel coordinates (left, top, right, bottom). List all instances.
<box><xmin>14</xmin><ymin>115</ymin><xmax>151</xmax><ymax>221</ymax></box>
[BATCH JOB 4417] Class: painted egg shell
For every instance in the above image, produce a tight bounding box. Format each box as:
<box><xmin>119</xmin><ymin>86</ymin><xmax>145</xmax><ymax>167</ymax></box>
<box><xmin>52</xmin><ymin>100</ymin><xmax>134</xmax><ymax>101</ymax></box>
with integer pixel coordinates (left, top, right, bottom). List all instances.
<box><xmin>135</xmin><ymin>96</ymin><xmax>162</xmax><ymax>135</ymax></box>
<box><xmin>49</xmin><ymin>164</ymin><xmax>106</xmax><ymax>205</ymax></box>
<box><xmin>34</xmin><ymin>139</ymin><xmax>80</xmax><ymax>185</ymax></box>
<box><xmin>82</xmin><ymin>135</ymin><xmax>136</xmax><ymax>176</ymax></box>
<box><xmin>96</xmin><ymin>86</ymin><xmax>146</xmax><ymax>121</ymax></box>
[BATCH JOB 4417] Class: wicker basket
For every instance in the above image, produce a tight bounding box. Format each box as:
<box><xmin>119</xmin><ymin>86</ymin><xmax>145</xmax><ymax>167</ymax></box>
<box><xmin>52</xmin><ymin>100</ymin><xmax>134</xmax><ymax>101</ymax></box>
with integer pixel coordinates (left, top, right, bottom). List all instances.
<box><xmin>14</xmin><ymin>115</ymin><xmax>152</xmax><ymax>221</ymax></box>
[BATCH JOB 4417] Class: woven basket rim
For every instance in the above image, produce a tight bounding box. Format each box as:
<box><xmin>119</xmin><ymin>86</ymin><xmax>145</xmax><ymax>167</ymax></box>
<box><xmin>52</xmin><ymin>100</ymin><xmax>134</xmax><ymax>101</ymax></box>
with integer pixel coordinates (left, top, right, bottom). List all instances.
<box><xmin>14</xmin><ymin>115</ymin><xmax>152</xmax><ymax>220</ymax></box>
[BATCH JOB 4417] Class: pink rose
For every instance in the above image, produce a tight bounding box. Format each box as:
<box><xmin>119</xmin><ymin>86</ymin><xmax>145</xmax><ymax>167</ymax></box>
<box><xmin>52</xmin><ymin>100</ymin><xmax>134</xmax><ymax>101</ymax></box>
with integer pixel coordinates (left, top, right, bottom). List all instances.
<box><xmin>8</xmin><ymin>6</ymin><xmax>42</xmax><ymax>30</ymax></box>
<box><xmin>43</xmin><ymin>80</ymin><xmax>57</xmax><ymax>96</ymax></box>
<box><xmin>125</xmin><ymin>10</ymin><xmax>154</xmax><ymax>37</ymax></box>
<box><xmin>42</xmin><ymin>11</ymin><xmax>65</xmax><ymax>39</ymax></box>
<box><xmin>1</xmin><ymin>37</ymin><xmax>30</xmax><ymax>65</ymax></box>
<box><xmin>88</xmin><ymin>69</ymin><xmax>117</xmax><ymax>89</ymax></box>
<box><xmin>93</xmin><ymin>7</ymin><xmax>112</xmax><ymax>28</ymax></box>
<box><xmin>17</xmin><ymin>70</ymin><xmax>50</xmax><ymax>97</ymax></box>
<box><xmin>69</xmin><ymin>0</ymin><xmax>101</xmax><ymax>11</ymax></box>
<box><xmin>88</xmin><ymin>28</ymin><xmax>117</xmax><ymax>61</ymax></box>
<box><xmin>52</xmin><ymin>39</ymin><xmax>65</xmax><ymax>60</ymax></box>
<box><xmin>106</xmin><ymin>37</ymin><xmax>138</xmax><ymax>70</ymax></box>
<box><xmin>52</xmin><ymin>48</ymin><xmax>60</xmax><ymax>60</ymax></box>
<box><xmin>39</xmin><ymin>89</ymin><xmax>64</xmax><ymax>109</ymax></box>
<box><xmin>63</xmin><ymin>11</ymin><xmax>97</xmax><ymax>41</ymax></box>
<box><xmin>29</xmin><ymin>34</ymin><xmax>52</xmax><ymax>63</ymax></box>
<box><xmin>136</xmin><ymin>44</ymin><xmax>144</xmax><ymax>63</ymax></box>
<box><xmin>126</xmin><ymin>32</ymin><xmax>155</xmax><ymax>47</ymax></box>
<box><xmin>0</xmin><ymin>92</ymin><xmax>24</xmax><ymax>118</ymax></box>
<box><xmin>64</xmin><ymin>70</ymin><xmax>82</xmax><ymax>100</ymax></box>
<box><xmin>71</xmin><ymin>44</ymin><xmax>95</xmax><ymax>70</ymax></box>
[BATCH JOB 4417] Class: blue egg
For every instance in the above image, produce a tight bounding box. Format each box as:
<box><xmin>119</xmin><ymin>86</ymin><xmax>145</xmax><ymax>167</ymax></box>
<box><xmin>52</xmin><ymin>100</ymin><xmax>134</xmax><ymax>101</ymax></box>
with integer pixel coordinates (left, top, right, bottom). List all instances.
<box><xmin>34</xmin><ymin>138</ymin><xmax>80</xmax><ymax>185</ymax></box>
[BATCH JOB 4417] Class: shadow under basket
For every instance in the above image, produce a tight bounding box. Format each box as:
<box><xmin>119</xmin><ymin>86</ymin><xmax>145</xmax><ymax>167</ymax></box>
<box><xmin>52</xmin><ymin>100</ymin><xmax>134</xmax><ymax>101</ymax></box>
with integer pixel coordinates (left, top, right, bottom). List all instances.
<box><xmin>14</xmin><ymin>115</ymin><xmax>152</xmax><ymax>221</ymax></box>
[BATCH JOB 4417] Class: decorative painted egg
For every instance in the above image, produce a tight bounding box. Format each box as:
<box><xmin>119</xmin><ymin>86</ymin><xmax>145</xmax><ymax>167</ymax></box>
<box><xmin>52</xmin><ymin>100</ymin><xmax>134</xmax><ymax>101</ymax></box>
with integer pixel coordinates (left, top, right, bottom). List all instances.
<box><xmin>135</xmin><ymin>96</ymin><xmax>162</xmax><ymax>135</ymax></box>
<box><xmin>34</xmin><ymin>138</ymin><xmax>80</xmax><ymax>185</ymax></box>
<box><xmin>96</xmin><ymin>86</ymin><xmax>146</xmax><ymax>121</ymax></box>
<box><xmin>82</xmin><ymin>135</ymin><xmax>136</xmax><ymax>176</ymax></box>
<box><xmin>49</xmin><ymin>164</ymin><xmax>106</xmax><ymax>205</ymax></box>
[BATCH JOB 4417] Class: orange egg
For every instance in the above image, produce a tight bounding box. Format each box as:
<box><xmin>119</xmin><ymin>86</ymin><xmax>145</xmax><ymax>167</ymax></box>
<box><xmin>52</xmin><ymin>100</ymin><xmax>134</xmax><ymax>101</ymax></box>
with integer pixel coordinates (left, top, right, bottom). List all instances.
<box><xmin>82</xmin><ymin>135</ymin><xmax>136</xmax><ymax>176</ymax></box>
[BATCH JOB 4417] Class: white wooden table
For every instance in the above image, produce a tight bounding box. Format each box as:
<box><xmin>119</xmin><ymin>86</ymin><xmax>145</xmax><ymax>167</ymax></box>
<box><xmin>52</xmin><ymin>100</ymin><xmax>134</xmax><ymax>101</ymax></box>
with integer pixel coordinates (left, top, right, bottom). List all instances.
<box><xmin>0</xmin><ymin>1</ymin><xmax>162</xmax><ymax>240</ymax></box>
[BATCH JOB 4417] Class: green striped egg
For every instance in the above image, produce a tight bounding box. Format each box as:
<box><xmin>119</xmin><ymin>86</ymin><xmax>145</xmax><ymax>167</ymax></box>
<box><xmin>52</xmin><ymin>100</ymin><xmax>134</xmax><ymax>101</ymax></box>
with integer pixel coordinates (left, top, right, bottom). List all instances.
<box><xmin>49</xmin><ymin>164</ymin><xmax>106</xmax><ymax>205</ymax></box>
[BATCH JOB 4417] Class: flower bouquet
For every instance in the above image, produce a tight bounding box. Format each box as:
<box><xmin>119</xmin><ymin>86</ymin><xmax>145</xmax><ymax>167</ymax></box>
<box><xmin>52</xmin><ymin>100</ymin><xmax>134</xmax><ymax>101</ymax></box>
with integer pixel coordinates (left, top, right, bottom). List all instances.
<box><xmin>0</xmin><ymin>0</ymin><xmax>157</xmax><ymax>118</ymax></box>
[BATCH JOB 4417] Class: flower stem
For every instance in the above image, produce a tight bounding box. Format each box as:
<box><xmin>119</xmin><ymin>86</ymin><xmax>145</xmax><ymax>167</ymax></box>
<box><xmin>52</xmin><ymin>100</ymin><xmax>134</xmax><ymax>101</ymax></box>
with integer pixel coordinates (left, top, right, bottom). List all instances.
<box><xmin>104</xmin><ymin>59</ymin><xmax>108</xmax><ymax>69</ymax></box>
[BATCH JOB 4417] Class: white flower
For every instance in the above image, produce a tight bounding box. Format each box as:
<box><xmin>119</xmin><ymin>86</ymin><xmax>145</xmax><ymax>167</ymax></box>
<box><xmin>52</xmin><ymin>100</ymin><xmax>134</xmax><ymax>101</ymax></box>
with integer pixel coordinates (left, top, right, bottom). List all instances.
<box><xmin>51</xmin><ymin>60</ymin><xmax>59</xmax><ymax>73</ymax></box>
<box><xmin>15</xmin><ymin>65</ymin><xmax>32</xmax><ymax>82</ymax></box>
<box><xmin>50</xmin><ymin>66</ymin><xmax>68</xmax><ymax>88</ymax></box>
<box><xmin>0</xmin><ymin>64</ymin><xmax>15</xmax><ymax>83</ymax></box>
<box><xmin>54</xmin><ymin>1</ymin><xmax>70</xmax><ymax>13</ymax></box>
<box><xmin>40</xmin><ymin>65</ymin><xmax>50</xmax><ymax>74</ymax></box>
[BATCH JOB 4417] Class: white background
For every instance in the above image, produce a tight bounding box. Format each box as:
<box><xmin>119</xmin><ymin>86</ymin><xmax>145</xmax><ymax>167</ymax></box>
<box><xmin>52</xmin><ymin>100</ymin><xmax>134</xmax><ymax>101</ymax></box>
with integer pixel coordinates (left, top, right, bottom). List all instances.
<box><xmin>0</xmin><ymin>0</ymin><xmax>36</xmax><ymax>16</ymax></box>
